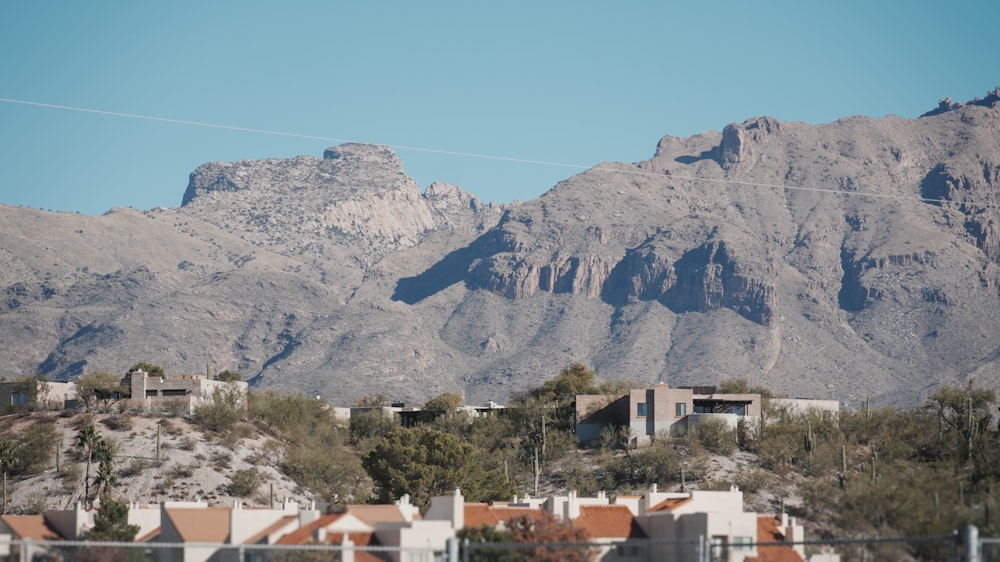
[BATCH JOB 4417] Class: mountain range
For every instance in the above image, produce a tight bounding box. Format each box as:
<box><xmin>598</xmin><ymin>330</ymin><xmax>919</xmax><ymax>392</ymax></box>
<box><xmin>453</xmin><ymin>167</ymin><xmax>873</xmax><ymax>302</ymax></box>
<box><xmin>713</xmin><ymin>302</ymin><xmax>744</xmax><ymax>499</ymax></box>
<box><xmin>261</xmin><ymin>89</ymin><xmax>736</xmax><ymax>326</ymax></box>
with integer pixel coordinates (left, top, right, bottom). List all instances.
<box><xmin>3</xmin><ymin>88</ymin><xmax>1000</xmax><ymax>408</ymax></box>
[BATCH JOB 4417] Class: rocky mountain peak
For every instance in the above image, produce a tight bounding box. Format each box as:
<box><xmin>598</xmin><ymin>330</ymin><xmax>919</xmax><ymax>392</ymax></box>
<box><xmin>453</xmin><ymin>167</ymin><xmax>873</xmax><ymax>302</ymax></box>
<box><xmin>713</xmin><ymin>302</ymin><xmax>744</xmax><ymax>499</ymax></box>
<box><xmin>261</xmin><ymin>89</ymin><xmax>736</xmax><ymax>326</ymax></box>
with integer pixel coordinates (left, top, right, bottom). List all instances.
<box><xmin>322</xmin><ymin>143</ymin><xmax>404</xmax><ymax>168</ymax></box>
<box><xmin>178</xmin><ymin>145</ymin><xmax>505</xmax><ymax>259</ymax></box>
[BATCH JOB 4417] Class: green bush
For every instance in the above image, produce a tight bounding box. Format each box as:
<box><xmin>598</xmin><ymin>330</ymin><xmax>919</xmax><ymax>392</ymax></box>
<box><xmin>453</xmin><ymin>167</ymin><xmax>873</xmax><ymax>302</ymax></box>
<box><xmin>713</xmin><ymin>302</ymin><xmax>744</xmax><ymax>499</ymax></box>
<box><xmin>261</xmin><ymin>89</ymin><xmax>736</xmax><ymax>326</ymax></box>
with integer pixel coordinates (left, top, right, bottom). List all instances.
<box><xmin>192</xmin><ymin>384</ymin><xmax>245</xmax><ymax>432</ymax></box>
<box><xmin>229</xmin><ymin>468</ymin><xmax>262</xmax><ymax>498</ymax></box>
<box><xmin>686</xmin><ymin>418</ymin><xmax>737</xmax><ymax>456</ymax></box>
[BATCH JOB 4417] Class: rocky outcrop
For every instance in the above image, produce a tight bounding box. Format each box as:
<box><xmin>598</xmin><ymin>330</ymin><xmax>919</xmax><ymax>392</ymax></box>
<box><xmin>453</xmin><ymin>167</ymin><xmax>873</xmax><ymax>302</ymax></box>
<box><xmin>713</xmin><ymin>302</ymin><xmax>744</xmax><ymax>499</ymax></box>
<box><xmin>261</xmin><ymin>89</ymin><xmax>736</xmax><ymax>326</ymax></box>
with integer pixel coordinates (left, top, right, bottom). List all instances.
<box><xmin>920</xmin><ymin>159</ymin><xmax>1000</xmax><ymax>263</ymax></box>
<box><xmin>468</xmin><ymin>254</ymin><xmax>615</xmax><ymax>299</ymax></box>
<box><xmin>179</xmin><ymin>144</ymin><xmax>504</xmax><ymax>256</ymax></box>
<box><xmin>661</xmin><ymin>239</ymin><xmax>776</xmax><ymax>326</ymax></box>
<box><xmin>718</xmin><ymin>116</ymin><xmax>782</xmax><ymax>172</ymax></box>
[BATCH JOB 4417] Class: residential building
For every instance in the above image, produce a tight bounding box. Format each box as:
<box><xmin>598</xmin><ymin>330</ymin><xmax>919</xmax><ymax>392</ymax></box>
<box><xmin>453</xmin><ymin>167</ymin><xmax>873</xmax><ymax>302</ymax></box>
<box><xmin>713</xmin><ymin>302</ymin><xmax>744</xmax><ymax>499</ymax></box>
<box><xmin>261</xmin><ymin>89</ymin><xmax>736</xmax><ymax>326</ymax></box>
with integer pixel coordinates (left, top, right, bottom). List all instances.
<box><xmin>126</xmin><ymin>370</ymin><xmax>248</xmax><ymax>414</ymax></box>
<box><xmin>0</xmin><ymin>379</ymin><xmax>77</xmax><ymax>414</ymax></box>
<box><xmin>576</xmin><ymin>383</ymin><xmax>762</xmax><ymax>446</ymax></box>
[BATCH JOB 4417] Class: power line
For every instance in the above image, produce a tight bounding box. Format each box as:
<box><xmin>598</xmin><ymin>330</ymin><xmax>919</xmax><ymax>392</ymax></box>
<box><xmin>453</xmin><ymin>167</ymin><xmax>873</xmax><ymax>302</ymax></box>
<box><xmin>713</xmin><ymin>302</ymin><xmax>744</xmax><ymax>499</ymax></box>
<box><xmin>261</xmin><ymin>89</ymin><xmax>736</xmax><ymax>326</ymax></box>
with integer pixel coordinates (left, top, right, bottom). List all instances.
<box><xmin>1</xmin><ymin>96</ymin><xmax>996</xmax><ymax>209</ymax></box>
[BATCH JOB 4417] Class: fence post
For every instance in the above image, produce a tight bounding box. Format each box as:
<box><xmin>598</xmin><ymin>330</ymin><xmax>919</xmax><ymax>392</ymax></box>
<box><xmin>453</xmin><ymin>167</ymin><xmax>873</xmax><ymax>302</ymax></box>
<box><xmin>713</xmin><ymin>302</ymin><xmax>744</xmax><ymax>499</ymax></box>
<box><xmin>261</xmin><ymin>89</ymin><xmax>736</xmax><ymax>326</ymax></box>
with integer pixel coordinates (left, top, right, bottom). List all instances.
<box><xmin>446</xmin><ymin>537</ymin><xmax>458</xmax><ymax>562</ymax></box>
<box><xmin>964</xmin><ymin>524</ymin><xmax>981</xmax><ymax>562</ymax></box>
<box><xmin>464</xmin><ymin>537</ymin><xmax>471</xmax><ymax>562</ymax></box>
<box><xmin>697</xmin><ymin>534</ymin><xmax>706</xmax><ymax>562</ymax></box>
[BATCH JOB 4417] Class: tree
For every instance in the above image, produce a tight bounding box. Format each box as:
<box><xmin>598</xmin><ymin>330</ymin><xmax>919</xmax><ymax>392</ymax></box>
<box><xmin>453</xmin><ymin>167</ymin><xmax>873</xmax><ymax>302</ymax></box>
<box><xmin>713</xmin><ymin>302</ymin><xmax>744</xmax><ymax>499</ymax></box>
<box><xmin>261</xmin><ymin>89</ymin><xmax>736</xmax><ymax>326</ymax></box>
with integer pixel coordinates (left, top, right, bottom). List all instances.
<box><xmin>93</xmin><ymin>438</ymin><xmax>119</xmax><ymax>497</ymax></box>
<box><xmin>458</xmin><ymin>525</ymin><xmax>522</xmax><ymax>562</ymax></box>
<box><xmin>215</xmin><ymin>370</ymin><xmax>242</xmax><ymax>382</ymax></box>
<box><xmin>506</xmin><ymin>513</ymin><xmax>596</xmax><ymax>562</ymax></box>
<box><xmin>127</xmin><ymin>362</ymin><xmax>164</xmax><ymax>379</ymax></box>
<box><xmin>362</xmin><ymin>427</ymin><xmax>516</xmax><ymax>507</ymax></box>
<box><xmin>86</xmin><ymin>494</ymin><xmax>139</xmax><ymax>542</ymax></box>
<box><xmin>349</xmin><ymin>410</ymin><xmax>397</xmax><ymax>445</ymax></box>
<box><xmin>76</xmin><ymin>371</ymin><xmax>126</xmax><ymax>411</ymax></box>
<box><xmin>75</xmin><ymin>423</ymin><xmax>101</xmax><ymax>505</ymax></box>
<box><xmin>192</xmin><ymin>382</ymin><xmax>246</xmax><ymax>432</ymax></box>
<box><xmin>419</xmin><ymin>392</ymin><xmax>463</xmax><ymax>423</ymax></box>
<box><xmin>354</xmin><ymin>394</ymin><xmax>387</xmax><ymax>407</ymax></box>
<box><xmin>0</xmin><ymin>439</ymin><xmax>19</xmax><ymax>514</ymax></box>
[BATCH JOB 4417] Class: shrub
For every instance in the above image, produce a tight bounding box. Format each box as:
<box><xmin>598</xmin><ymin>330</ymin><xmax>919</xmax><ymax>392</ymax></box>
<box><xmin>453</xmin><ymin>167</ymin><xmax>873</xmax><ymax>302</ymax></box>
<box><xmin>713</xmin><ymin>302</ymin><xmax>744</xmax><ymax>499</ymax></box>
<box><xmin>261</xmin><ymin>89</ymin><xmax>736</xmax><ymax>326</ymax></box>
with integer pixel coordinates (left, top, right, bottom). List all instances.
<box><xmin>686</xmin><ymin>418</ymin><xmax>738</xmax><ymax>456</ymax></box>
<box><xmin>61</xmin><ymin>463</ymin><xmax>83</xmax><ymax>494</ymax></box>
<box><xmin>122</xmin><ymin>457</ymin><xmax>149</xmax><ymax>478</ymax></box>
<box><xmin>229</xmin><ymin>468</ymin><xmax>262</xmax><ymax>498</ymax></box>
<box><xmin>102</xmin><ymin>414</ymin><xmax>133</xmax><ymax>432</ymax></box>
<box><xmin>192</xmin><ymin>384</ymin><xmax>245</xmax><ymax>433</ymax></box>
<box><xmin>16</xmin><ymin>420</ymin><xmax>58</xmax><ymax>476</ymax></box>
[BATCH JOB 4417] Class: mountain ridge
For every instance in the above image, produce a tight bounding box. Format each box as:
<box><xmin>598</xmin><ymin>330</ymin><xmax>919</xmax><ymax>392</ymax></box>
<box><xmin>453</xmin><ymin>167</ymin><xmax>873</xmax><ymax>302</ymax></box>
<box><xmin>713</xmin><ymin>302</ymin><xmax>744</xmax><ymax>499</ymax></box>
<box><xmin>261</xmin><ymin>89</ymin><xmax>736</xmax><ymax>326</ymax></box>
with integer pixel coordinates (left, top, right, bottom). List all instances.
<box><xmin>3</xmin><ymin>89</ymin><xmax>1000</xmax><ymax>408</ymax></box>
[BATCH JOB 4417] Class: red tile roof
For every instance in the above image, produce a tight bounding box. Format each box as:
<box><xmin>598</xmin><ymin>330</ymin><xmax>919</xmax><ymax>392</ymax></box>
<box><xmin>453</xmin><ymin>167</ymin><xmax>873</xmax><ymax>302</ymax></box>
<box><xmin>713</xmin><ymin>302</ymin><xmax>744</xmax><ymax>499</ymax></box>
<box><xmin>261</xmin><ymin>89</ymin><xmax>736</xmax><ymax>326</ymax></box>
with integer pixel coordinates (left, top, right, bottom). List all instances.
<box><xmin>242</xmin><ymin>515</ymin><xmax>298</xmax><ymax>545</ymax></box>
<box><xmin>571</xmin><ymin>505</ymin><xmax>646</xmax><ymax>539</ymax></box>
<box><xmin>276</xmin><ymin>516</ymin><xmax>383</xmax><ymax>562</ymax></box>
<box><xmin>746</xmin><ymin>515</ymin><xmax>804</xmax><ymax>562</ymax></box>
<box><xmin>464</xmin><ymin>503</ymin><xmax>501</xmax><ymax>528</ymax></box>
<box><xmin>275</xmin><ymin>513</ymin><xmax>349</xmax><ymax>545</ymax></box>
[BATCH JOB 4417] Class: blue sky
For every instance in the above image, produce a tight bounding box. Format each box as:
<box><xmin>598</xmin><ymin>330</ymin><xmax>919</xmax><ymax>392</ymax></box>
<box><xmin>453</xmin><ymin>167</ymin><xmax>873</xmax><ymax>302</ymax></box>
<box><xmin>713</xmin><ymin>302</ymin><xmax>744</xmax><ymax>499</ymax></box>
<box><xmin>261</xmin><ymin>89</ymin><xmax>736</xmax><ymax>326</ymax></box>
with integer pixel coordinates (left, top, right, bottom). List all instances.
<box><xmin>1</xmin><ymin>1</ymin><xmax>997</xmax><ymax>215</ymax></box>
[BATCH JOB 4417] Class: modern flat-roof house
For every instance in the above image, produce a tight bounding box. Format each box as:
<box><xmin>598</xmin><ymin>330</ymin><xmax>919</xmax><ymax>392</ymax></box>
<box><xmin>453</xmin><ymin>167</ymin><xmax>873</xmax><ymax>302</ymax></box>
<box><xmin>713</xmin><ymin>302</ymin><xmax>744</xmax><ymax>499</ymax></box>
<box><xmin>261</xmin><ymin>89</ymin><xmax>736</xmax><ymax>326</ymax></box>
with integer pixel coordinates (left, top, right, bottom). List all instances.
<box><xmin>126</xmin><ymin>370</ymin><xmax>248</xmax><ymax>414</ymax></box>
<box><xmin>575</xmin><ymin>383</ymin><xmax>762</xmax><ymax>446</ymax></box>
<box><xmin>0</xmin><ymin>379</ymin><xmax>77</xmax><ymax>414</ymax></box>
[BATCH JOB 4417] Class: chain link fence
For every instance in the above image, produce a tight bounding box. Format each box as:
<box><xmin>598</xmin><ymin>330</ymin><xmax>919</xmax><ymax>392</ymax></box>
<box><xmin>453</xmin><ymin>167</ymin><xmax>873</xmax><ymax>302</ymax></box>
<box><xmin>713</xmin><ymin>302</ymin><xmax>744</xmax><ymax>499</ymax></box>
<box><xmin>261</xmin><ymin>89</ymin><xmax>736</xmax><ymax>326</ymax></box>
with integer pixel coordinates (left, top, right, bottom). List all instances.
<box><xmin>0</xmin><ymin>528</ymin><xmax>995</xmax><ymax>561</ymax></box>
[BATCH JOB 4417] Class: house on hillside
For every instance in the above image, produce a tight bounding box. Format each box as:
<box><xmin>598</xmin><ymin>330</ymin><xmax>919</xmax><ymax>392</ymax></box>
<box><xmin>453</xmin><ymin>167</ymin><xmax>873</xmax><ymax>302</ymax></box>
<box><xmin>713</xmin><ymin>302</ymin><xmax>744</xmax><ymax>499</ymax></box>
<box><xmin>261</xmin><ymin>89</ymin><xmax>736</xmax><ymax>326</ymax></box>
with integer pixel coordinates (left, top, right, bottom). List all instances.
<box><xmin>126</xmin><ymin>370</ymin><xmax>248</xmax><ymax>414</ymax></box>
<box><xmin>575</xmin><ymin>383</ymin><xmax>762</xmax><ymax>446</ymax></box>
<box><xmin>349</xmin><ymin>400</ymin><xmax>507</xmax><ymax>428</ymax></box>
<box><xmin>0</xmin><ymin>379</ymin><xmax>77</xmax><ymax>414</ymax></box>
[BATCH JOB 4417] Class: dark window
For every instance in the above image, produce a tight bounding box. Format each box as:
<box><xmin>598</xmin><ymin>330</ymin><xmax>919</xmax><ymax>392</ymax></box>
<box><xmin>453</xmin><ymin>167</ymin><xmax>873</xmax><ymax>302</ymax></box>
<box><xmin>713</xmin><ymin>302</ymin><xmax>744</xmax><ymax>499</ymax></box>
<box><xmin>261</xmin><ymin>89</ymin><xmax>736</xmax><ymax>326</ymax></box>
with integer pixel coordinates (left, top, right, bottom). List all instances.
<box><xmin>11</xmin><ymin>392</ymin><xmax>27</xmax><ymax>405</ymax></box>
<box><xmin>675</xmin><ymin>403</ymin><xmax>687</xmax><ymax>416</ymax></box>
<box><xmin>162</xmin><ymin>389</ymin><xmax>189</xmax><ymax>397</ymax></box>
<box><xmin>637</xmin><ymin>403</ymin><xmax>648</xmax><ymax>417</ymax></box>
<box><xmin>145</xmin><ymin>390</ymin><xmax>159</xmax><ymax>397</ymax></box>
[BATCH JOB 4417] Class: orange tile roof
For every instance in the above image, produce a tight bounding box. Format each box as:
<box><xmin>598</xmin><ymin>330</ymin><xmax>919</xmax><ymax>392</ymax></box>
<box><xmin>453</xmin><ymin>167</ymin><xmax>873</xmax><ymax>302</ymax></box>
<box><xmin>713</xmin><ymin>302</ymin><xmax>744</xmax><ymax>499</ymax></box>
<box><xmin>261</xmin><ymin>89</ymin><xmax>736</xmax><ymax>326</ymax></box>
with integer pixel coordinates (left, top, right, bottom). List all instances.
<box><xmin>2</xmin><ymin>515</ymin><xmax>63</xmax><ymax>541</ymax></box>
<box><xmin>746</xmin><ymin>516</ymin><xmax>804</xmax><ymax>562</ymax></box>
<box><xmin>276</xmin><ymin>513</ymin><xmax>348</xmax><ymax>545</ymax></box>
<box><xmin>572</xmin><ymin>505</ymin><xmax>646</xmax><ymax>539</ymax></box>
<box><xmin>464</xmin><ymin>503</ymin><xmax>501</xmax><ymax>528</ymax></box>
<box><xmin>164</xmin><ymin>507</ymin><xmax>231</xmax><ymax>543</ymax></box>
<box><xmin>492</xmin><ymin>506</ymin><xmax>546</xmax><ymax>524</ymax></box>
<box><xmin>647</xmin><ymin>497</ymin><xmax>692</xmax><ymax>512</ymax></box>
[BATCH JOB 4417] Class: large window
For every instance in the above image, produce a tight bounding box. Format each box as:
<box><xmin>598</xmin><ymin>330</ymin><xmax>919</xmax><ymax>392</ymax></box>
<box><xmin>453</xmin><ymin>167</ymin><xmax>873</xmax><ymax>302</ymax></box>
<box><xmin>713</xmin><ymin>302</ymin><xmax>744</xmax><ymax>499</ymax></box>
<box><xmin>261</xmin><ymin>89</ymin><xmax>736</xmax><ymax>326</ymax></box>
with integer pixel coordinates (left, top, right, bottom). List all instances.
<box><xmin>637</xmin><ymin>403</ymin><xmax>648</xmax><ymax>417</ymax></box>
<box><xmin>675</xmin><ymin>402</ymin><xmax>687</xmax><ymax>416</ymax></box>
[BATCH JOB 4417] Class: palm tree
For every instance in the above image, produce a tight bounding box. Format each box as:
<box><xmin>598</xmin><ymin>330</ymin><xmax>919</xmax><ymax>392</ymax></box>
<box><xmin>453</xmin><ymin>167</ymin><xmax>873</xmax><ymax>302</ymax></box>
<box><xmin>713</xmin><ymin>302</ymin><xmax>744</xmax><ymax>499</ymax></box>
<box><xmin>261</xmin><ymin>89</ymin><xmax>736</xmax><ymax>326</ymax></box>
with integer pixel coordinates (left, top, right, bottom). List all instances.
<box><xmin>93</xmin><ymin>438</ymin><xmax>119</xmax><ymax>497</ymax></box>
<box><xmin>0</xmin><ymin>439</ymin><xmax>19</xmax><ymax>515</ymax></box>
<box><xmin>74</xmin><ymin>423</ymin><xmax>100</xmax><ymax>505</ymax></box>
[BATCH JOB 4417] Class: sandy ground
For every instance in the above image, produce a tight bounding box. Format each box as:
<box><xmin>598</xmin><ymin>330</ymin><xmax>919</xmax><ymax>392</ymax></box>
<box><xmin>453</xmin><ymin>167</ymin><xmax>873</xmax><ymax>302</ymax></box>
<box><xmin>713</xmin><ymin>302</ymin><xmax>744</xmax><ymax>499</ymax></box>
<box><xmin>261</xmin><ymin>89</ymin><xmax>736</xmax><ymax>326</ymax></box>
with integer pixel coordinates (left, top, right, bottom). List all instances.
<box><xmin>2</xmin><ymin>412</ymin><xmax>312</xmax><ymax>513</ymax></box>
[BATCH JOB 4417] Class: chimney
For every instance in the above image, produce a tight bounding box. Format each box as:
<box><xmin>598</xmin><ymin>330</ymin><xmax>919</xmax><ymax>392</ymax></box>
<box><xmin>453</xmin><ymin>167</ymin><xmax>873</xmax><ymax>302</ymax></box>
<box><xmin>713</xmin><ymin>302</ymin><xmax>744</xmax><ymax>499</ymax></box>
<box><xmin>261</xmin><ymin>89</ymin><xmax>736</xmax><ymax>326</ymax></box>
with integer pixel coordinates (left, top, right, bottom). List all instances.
<box><xmin>341</xmin><ymin>533</ymin><xmax>355</xmax><ymax>562</ymax></box>
<box><xmin>566</xmin><ymin>490</ymin><xmax>580</xmax><ymax>521</ymax></box>
<box><xmin>452</xmin><ymin>489</ymin><xmax>464</xmax><ymax>530</ymax></box>
<box><xmin>313</xmin><ymin>527</ymin><xmax>327</xmax><ymax>543</ymax></box>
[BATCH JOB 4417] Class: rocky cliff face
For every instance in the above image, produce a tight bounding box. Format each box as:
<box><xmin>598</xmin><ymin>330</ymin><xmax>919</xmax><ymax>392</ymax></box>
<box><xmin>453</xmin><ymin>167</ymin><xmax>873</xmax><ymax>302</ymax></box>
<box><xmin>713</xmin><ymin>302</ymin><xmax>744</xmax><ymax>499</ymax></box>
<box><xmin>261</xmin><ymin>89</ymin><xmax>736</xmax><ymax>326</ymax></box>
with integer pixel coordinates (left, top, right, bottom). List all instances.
<box><xmin>182</xmin><ymin>143</ymin><xmax>505</xmax><ymax>260</ymax></box>
<box><xmin>3</xmin><ymin>90</ymin><xmax>1000</xmax><ymax>407</ymax></box>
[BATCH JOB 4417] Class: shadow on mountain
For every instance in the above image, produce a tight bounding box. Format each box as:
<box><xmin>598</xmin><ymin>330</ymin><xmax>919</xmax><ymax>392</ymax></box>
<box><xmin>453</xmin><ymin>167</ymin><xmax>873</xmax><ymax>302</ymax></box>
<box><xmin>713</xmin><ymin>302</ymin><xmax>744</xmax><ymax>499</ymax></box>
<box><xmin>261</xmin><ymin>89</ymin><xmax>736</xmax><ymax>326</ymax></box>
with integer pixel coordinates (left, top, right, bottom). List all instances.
<box><xmin>392</xmin><ymin>241</ymin><xmax>486</xmax><ymax>304</ymax></box>
<box><xmin>674</xmin><ymin>149</ymin><xmax>716</xmax><ymax>165</ymax></box>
